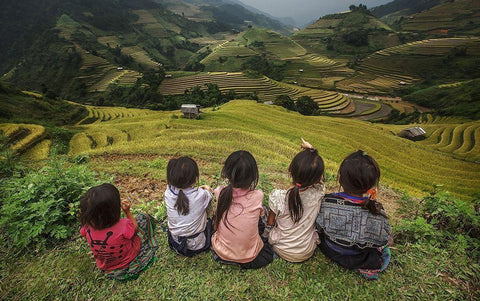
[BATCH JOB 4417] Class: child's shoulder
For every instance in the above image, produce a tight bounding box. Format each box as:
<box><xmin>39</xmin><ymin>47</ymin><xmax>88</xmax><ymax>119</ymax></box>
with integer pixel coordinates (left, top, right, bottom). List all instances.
<box><xmin>250</xmin><ymin>189</ymin><xmax>264</xmax><ymax>199</ymax></box>
<box><xmin>269</xmin><ymin>188</ymin><xmax>287</xmax><ymax>200</ymax></box>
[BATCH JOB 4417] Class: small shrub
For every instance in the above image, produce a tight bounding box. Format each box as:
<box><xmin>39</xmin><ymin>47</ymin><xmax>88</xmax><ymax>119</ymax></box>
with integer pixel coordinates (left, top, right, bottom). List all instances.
<box><xmin>0</xmin><ymin>158</ymin><xmax>109</xmax><ymax>251</ymax></box>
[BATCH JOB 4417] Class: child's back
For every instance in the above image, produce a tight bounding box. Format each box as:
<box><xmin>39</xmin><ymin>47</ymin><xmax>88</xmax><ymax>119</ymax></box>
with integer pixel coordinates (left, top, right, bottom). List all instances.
<box><xmin>211</xmin><ymin>150</ymin><xmax>274</xmax><ymax>269</ymax></box>
<box><xmin>165</xmin><ymin>186</ymin><xmax>212</xmax><ymax>251</ymax></box>
<box><xmin>165</xmin><ymin>157</ymin><xmax>213</xmax><ymax>257</ymax></box>
<box><xmin>80</xmin><ymin>183</ymin><xmax>158</xmax><ymax>280</ymax></box>
<box><xmin>266</xmin><ymin>143</ymin><xmax>325</xmax><ymax>262</ymax></box>
<box><xmin>268</xmin><ymin>183</ymin><xmax>324</xmax><ymax>262</ymax></box>
<box><xmin>316</xmin><ymin>150</ymin><xmax>391</xmax><ymax>279</ymax></box>
<box><xmin>211</xmin><ymin>187</ymin><xmax>264</xmax><ymax>263</ymax></box>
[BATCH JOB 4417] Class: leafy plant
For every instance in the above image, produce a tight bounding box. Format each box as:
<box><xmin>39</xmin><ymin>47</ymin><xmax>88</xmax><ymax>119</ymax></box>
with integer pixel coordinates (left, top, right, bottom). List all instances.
<box><xmin>0</xmin><ymin>157</ymin><xmax>109</xmax><ymax>251</ymax></box>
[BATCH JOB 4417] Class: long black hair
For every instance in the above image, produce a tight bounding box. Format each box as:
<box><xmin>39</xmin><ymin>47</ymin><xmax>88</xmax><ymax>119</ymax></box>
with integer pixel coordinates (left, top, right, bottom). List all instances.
<box><xmin>80</xmin><ymin>183</ymin><xmax>121</xmax><ymax>229</ymax></box>
<box><xmin>214</xmin><ymin>150</ymin><xmax>259</xmax><ymax>230</ymax></box>
<box><xmin>339</xmin><ymin>150</ymin><xmax>385</xmax><ymax>217</ymax></box>
<box><xmin>287</xmin><ymin>149</ymin><xmax>324</xmax><ymax>223</ymax></box>
<box><xmin>167</xmin><ymin>157</ymin><xmax>199</xmax><ymax>216</ymax></box>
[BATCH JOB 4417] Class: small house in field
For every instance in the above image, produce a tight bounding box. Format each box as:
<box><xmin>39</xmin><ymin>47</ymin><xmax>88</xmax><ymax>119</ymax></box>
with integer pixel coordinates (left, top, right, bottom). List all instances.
<box><xmin>181</xmin><ymin>104</ymin><xmax>201</xmax><ymax>119</ymax></box>
<box><xmin>399</xmin><ymin>126</ymin><xmax>426</xmax><ymax>141</ymax></box>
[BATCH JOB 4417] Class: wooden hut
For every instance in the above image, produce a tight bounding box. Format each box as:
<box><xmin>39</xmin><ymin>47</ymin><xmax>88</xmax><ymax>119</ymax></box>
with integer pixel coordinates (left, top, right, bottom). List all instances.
<box><xmin>181</xmin><ymin>104</ymin><xmax>201</xmax><ymax>119</ymax></box>
<box><xmin>399</xmin><ymin>126</ymin><xmax>426</xmax><ymax>141</ymax></box>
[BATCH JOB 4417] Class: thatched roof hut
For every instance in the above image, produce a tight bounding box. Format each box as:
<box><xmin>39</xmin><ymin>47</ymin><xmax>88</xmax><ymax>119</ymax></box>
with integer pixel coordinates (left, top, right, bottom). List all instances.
<box><xmin>181</xmin><ymin>104</ymin><xmax>201</xmax><ymax>119</ymax></box>
<box><xmin>399</xmin><ymin>126</ymin><xmax>426</xmax><ymax>141</ymax></box>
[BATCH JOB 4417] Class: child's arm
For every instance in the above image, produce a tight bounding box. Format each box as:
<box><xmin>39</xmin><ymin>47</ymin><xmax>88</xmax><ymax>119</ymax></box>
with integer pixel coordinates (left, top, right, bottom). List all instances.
<box><xmin>200</xmin><ymin>185</ymin><xmax>214</xmax><ymax>194</ymax></box>
<box><xmin>267</xmin><ymin>209</ymin><xmax>276</xmax><ymax>227</ymax></box>
<box><xmin>121</xmin><ymin>200</ymin><xmax>138</xmax><ymax>230</ymax></box>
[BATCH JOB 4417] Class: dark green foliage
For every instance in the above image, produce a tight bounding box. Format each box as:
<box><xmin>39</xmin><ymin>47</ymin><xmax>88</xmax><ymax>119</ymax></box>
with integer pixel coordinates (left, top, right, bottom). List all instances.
<box><xmin>274</xmin><ymin>95</ymin><xmax>295</xmax><ymax>111</ymax></box>
<box><xmin>403</xmin><ymin>80</ymin><xmax>480</xmax><ymax>120</ymax></box>
<box><xmin>395</xmin><ymin>192</ymin><xmax>480</xmax><ymax>256</ymax></box>
<box><xmin>342</xmin><ymin>30</ymin><xmax>369</xmax><ymax>47</ymax></box>
<box><xmin>383</xmin><ymin>109</ymin><xmax>421</xmax><ymax>124</ymax></box>
<box><xmin>295</xmin><ymin>96</ymin><xmax>319</xmax><ymax>116</ymax></box>
<box><xmin>241</xmin><ymin>56</ymin><xmax>286</xmax><ymax>81</ymax></box>
<box><xmin>161</xmin><ymin>84</ymin><xmax>237</xmax><ymax>110</ymax></box>
<box><xmin>8</xmin><ymin>30</ymin><xmax>83</xmax><ymax>97</ymax></box>
<box><xmin>0</xmin><ymin>89</ymin><xmax>88</xmax><ymax>126</ymax></box>
<box><xmin>0</xmin><ymin>158</ymin><xmax>108</xmax><ymax>251</ymax></box>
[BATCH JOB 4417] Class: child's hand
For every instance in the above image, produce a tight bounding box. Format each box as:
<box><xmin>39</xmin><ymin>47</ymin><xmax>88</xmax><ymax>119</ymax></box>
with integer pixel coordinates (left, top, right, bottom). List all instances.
<box><xmin>200</xmin><ymin>185</ymin><xmax>214</xmax><ymax>193</ymax></box>
<box><xmin>301</xmin><ymin>138</ymin><xmax>313</xmax><ymax>150</ymax></box>
<box><xmin>121</xmin><ymin>200</ymin><xmax>131</xmax><ymax>212</ymax></box>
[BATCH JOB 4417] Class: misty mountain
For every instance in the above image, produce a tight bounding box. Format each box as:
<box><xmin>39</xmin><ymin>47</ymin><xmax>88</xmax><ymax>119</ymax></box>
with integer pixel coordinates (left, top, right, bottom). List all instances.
<box><xmin>157</xmin><ymin>0</ymin><xmax>294</xmax><ymax>34</ymax></box>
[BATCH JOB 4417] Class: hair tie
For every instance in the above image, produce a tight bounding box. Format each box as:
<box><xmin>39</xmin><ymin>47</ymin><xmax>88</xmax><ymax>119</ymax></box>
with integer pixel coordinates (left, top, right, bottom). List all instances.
<box><xmin>295</xmin><ymin>183</ymin><xmax>302</xmax><ymax>188</ymax></box>
<box><xmin>362</xmin><ymin>151</ymin><xmax>367</xmax><ymax>156</ymax></box>
<box><xmin>309</xmin><ymin>148</ymin><xmax>316</xmax><ymax>153</ymax></box>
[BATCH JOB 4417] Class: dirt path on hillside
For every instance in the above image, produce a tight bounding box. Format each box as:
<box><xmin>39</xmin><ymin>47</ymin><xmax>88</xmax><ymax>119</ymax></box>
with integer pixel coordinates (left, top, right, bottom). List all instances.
<box><xmin>115</xmin><ymin>175</ymin><xmax>166</xmax><ymax>203</ymax></box>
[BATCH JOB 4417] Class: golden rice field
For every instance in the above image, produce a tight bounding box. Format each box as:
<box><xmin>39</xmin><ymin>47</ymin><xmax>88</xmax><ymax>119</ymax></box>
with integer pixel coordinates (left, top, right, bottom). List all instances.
<box><xmin>63</xmin><ymin>100</ymin><xmax>479</xmax><ymax>200</ymax></box>
<box><xmin>418</xmin><ymin>119</ymin><xmax>480</xmax><ymax>162</ymax></box>
<box><xmin>0</xmin><ymin>123</ymin><xmax>50</xmax><ymax>160</ymax></box>
<box><xmin>336</xmin><ymin>37</ymin><xmax>480</xmax><ymax>94</ymax></box>
<box><xmin>158</xmin><ymin>72</ymin><xmax>354</xmax><ymax>114</ymax></box>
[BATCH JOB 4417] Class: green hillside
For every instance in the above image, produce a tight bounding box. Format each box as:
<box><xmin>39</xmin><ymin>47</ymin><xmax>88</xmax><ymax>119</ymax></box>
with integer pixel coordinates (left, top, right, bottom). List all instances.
<box><xmin>336</xmin><ymin>37</ymin><xmax>480</xmax><ymax>95</ymax></box>
<box><xmin>371</xmin><ymin>0</ymin><xmax>445</xmax><ymax>25</ymax></box>
<box><xmin>3</xmin><ymin>100</ymin><xmax>463</xmax><ymax>200</ymax></box>
<box><xmin>400</xmin><ymin>0</ymin><xmax>480</xmax><ymax>35</ymax></box>
<box><xmin>292</xmin><ymin>8</ymin><xmax>401</xmax><ymax>56</ymax></box>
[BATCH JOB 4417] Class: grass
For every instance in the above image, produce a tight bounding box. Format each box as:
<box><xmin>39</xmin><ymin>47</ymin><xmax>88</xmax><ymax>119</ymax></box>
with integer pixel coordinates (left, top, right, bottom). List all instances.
<box><xmin>1</xmin><ymin>225</ymin><xmax>476</xmax><ymax>300</ymax></box>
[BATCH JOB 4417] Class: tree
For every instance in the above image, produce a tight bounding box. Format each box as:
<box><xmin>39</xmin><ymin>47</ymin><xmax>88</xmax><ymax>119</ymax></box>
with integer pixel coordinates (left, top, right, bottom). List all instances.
<box><xmin>274</xmin><ymin>95</ymin><xmax>295</xmax><ymax>111</ymax></box>
<box><xmin>296</xmin><ymin>96</ymin><xmax>318</xmax><ymax>116</ymax></box>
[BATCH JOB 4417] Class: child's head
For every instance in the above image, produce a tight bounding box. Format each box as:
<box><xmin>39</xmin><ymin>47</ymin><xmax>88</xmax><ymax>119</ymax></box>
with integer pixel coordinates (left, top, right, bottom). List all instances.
<box><xmin>287</xmin><ymin>148</ymin><xmax>325</xmax><ymax>223</ymax></box>
<box><xmin>221</xmin><ymin>150</ymin><xmax>259</xmax><ymax>189</ymax></box>
<box><xmin>80</xmin><ymin>183</ymin><xmax>121</xmax><ymax>229</ymax></box>
<box><xmin>215</xmin><ymin>150</ymin><xmax>259</xmax><ymax>229</ymax></box>
<box><xmin>338</xmin><ymin>150</ymin><xmax>380</xmax><ymax>195</ymax></box>
<box><xmin>167</xmin><ymin>157</ymin><xmax>199</xmax><ymax>216</ymax></box>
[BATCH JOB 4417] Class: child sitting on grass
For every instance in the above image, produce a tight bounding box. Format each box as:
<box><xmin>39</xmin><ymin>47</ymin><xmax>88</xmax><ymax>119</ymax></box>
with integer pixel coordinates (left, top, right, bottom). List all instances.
<box><xmin>265</xmin><ymin>139</ymin><xmax>325</xmax><ymax>262</ymax></box>
<box><xmin>211</xmin><ymin>150</ymin><xmax>274</xmax><ymax>269</ymax></box>
<box><xmin>80</xmin><ymin>183</ymin><xmax>158</xmax><ymax>281</ymax></box>
<box><xmin>316</xmin><ymin>151</ymin><xmax>392</xmax><ymax>280</ymax></box>
<box><xmin>164</xmin><ymin>157</ymin><xmax>214</xmax><ymax>257</ymax></box>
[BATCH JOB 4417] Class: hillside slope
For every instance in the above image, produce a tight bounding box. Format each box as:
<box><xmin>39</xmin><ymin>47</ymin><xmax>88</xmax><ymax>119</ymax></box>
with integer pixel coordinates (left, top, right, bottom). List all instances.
<box><xmin>60</xmin><ymin>100</ymin><xmax>480</xmax><ymax>200</ymax></box>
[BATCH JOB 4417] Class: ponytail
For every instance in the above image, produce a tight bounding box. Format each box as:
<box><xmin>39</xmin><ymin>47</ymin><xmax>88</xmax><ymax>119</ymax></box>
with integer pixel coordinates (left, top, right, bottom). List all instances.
<box><xmin>363</xmin><ymin>197</ymin><xmax>388</xmax><ymax>218</ymax></box>
<box><xmin>215</xmin><ymin>184</ymin><xmax>235</xmax><ymax>230</ymax></box>
<box><xmin>175</xmin><ymin>189</ymin><xmax>190</xmax><ymax>216</ymax></box>
<box><xmin>287</xmin><ymin>185</ymin><xmax>304</xmax><ymax>223</ymax></box>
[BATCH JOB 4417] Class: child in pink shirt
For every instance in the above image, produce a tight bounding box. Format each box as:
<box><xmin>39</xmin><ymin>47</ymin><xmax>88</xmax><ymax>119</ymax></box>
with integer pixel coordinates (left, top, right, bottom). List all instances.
<box><xmin>80</xmin><ymin>183</ymin><xmax>158</xmax><ymax>280</ymax></box>
<box><xmin>211</xmin><ymin>150</ymin><xmax>274</xmax><ymax>269</ymax></box>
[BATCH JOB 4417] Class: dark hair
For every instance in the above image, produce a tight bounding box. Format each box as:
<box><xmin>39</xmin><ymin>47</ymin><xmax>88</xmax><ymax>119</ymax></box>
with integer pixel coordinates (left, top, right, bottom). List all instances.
<box><xmin>339</xmin><ymin>150</ymin><xmax>385</xmax><ymax>216</ymax></box>
<box><xmin>287</xmin><ymin>149</ymin><xmax>324</xmax><ymax>223</ymax></box>
<box><xmin>215</xmin><ymin>150</ymin><xmax>259</xmax><ymax>230</ymax></box>
<box><xmin>80</xmin><ymin>183</ymin><xmax>121</xmax><ymax>229</ymax></box>
<box><xmin>167</xmin><ymin>157</ymin><xmax>199</xmax><ymax>216</ymax></box>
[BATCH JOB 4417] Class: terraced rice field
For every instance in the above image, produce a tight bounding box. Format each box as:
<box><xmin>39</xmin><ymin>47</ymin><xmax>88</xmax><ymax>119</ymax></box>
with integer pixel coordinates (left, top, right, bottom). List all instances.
<box><xmin>66</xmin><ymin>100</ymin><xmax>479</xmax><ymax>200</ymax></box>
<box><xmin>336</xmin><ymin>37</ymin><xmax>480</xmax><ymax>94</ymax></box>
<box><xmin>121</xmin><ymin>46</ymin><xmax>162</xmax><ymax>69</ymax></box>
<box><xmin>158</xmin><ymin>72</ymin><xmax>354</xmax><ymax>114</ymax></box>
<box><xmin>401</xmin><ymin>0</ymin><xmax>480</xmax><ymax>33</ymax></box>
<box><xmin>77</xmin><ymin>106</ymin><xmax>154</xmax><ymax>125</ymax></box>
<box><xmin>0</xmin><ymin>123</ymin><xmax>49</xmax><ymax>158</ymax></box>
<box><xmin>419</xmin><ymin>120</ymin><xmax>480</xmax><ymax>162</ymax></box>
<box><xmin>242</xmin><ymin>28</ymin><xmax>307</xmax><ymax>59</ymax></box>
